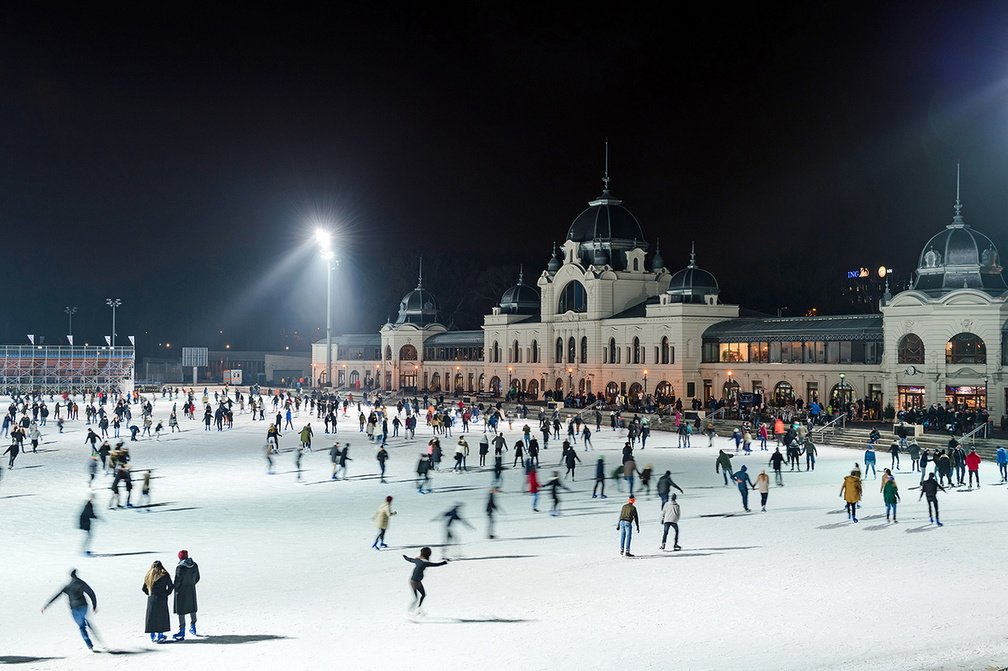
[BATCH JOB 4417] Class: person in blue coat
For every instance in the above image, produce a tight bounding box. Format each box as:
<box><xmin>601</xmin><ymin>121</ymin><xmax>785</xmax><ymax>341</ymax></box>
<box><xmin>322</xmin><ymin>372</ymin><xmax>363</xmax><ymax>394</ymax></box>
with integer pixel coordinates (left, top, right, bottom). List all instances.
<box><xmin>732</xmin><ymin>465</ymin><xmax>755</xmax><ymax>512</ymax></box>
<box><xmin>864</xmin><ymin>445</ymin><xmax>877</xmax><ymax>479</ymax></box>
<box><xmin>997</xmin><ymin>446</ymin><xmax>1008</xmax><ymax>483</ymax></box>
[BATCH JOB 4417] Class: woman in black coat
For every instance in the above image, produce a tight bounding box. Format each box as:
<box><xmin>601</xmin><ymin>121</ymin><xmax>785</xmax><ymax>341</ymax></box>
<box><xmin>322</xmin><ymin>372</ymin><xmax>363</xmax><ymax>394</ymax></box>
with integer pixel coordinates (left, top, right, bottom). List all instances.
<box><xmin>142</xmin><ymin>560</ymin><xmax>174</xmax><ymax>642</ymax></box>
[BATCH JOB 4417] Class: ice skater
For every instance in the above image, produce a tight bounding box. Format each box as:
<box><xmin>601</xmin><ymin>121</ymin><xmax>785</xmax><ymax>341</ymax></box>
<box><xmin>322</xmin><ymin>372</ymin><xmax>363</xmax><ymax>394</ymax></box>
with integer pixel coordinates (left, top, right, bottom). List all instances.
<box><xmin>755</xmin><ymin>469</ymin><xmax>770</xmax><ymax>511</ymax></box>
<box><xmin>592</xmin><ymin>456</ymin><xmax>607</xmax><ymax>499</ymax></box>
<box><xmin>372</xmin><ymin>496</ymin><xmax>396</xmax><ymax>549</ymax></box>
<box><xmin>3</xmin><ymin>440</ymin><xmax>19</xmax><ymax>469</ymax></box>
<box><xmin>436</xmin><ymin>503</ymin><xmax>474</xmax><ymax>555</ymax></box>
<box><xmin>919</xmin><ymin>473</ymin><xmax>946</xmax><ymax>525</ymax></box>
<box><xmin>265</xmin><ymin>442</ymin><xmax>275</xmax><ymax>474</ymax></box>
<box><xmin>769</xmin><ymin>448</ymin><xmax>786</xmax><ymax>486</ymax></box>
<box><xmin>660</xmin><ymin>493</ymin><xmax>681</xmax><ymax>551</ymax></box>
<box><xmin>617</xmin><ymin>496</ymin><xmax>640</xmax><ymax>556</ymax></box>
<box><xmin>716</xmin><ymin>450</ymin><xmax>734</xmax><ymax>485</ymax></box>
<box><xmin>542</xmin><ymin>471</ymin><xmax>570</xmax><ymax>516</ymax></box>
<box><xmin>486</xmin><ymin>487</ymin><xmax>501</xmax><ymax>538</ymax></box>
<box><xmin>403</xmin><ymin>547</ymin><xmax>448</xmax><ymax>615</ymax></box>
<box><xmin>376</xmin><ymin>445</ymin><xmax>389</xmax><ymax>483</ymax></box>
<box><xmin>172</xmin><ymin>550</ymin><xmax>200</xmax><ymax>640</ymax></box>
<box><xmin>142</xmin><ymin>560</ymin><xmax>174</xmax><ymax>643</ymax></box>
<box><xmin>656</xmin><ymin>470</ymin><xmax>683</xmax><ymax>510</ymax></box>
<box><xmin>335</xmin><ymin>444</ymin><xmax>351</xmax><ymax>480</ymax></box>
<box><xmin>732</xmin><ymin>465</ymin><xmax>755</xmax><ymax>512</ymax></box>
<box><xmin>864</xmin><ymin>444</ymin><xmax>877</xmax><ymax>478</ymax></box>
<box><xmin>42</xmin><ymin>569</ymin><xmax>99</xmax><ymax>651</ymax></box>
<box><xmin>561</xmin><ymin>441</ymin><xmax>581</xmax><ymax>479</ymax></box>
<box><xmin>79</xmin><ymin>494</ymin><xmax>99</xmax><ymax>555</ymax></box>
<box><xmin>840</xmin><ymin>470</ymin><xmax>863</xmax><ymax>523</ymax></box>
<box><xmin>295</xmin><ymin>446</ymin><xmax>304</xmax><ymax>481</ymax></box>
<box><xmin>416</xmin><ymin>453</ymin><xmax>432</xmax><ymax>493</ymax></box>
<box><xmin>882</xmin><ymin>473</ymin><xmax>900</xmax><ymax>522</ymax></box>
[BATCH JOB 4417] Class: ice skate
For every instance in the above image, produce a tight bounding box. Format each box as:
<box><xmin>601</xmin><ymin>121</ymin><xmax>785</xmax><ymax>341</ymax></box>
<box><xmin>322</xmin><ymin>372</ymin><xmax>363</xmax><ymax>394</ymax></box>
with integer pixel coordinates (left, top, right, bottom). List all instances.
<box><xmin>172</xmin><ymin>628</ymin><xmax>185</xmax><ymax>641</ymax></box>
<box><xmin>673</xmin><ymin>545</ymin><xmax>681</xmax><ymax>551</ymax></box>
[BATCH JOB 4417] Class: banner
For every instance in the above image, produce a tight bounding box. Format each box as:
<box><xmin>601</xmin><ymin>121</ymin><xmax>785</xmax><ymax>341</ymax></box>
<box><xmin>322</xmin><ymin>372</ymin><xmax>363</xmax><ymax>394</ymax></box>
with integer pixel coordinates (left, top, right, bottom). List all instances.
<box><xmin>128</xmin><ymin>335</ymin><xmax>135</xmax><ymax>346</ymax></box>
<box><xmin>67</xmin><ymin>335</ymin><xmax>73</xmax><ymax>346</ymax></box>
<box><xmin>27</xmin><ymin>334</ymin><xmax>34</xmax><ymax>344</ymax></box>
<box><xmin>104</xmin><ymin>335</ymin><xmax>111</xmax><ymax>346</ymax></box>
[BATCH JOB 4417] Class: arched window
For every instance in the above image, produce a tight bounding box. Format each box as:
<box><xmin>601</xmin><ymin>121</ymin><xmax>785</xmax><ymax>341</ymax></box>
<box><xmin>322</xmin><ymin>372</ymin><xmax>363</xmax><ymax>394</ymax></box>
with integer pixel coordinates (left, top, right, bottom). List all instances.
<box><xmin>567</xmin><ymin>337</ymin><xmax>576</xmax><ymax>364</ymax></box>
<box><xmin>398</xmin><ymin>344</ymin><xmax>417</xmax><ymax>361</ymax></box>
<box><xmin>608</xmin><ymin>337</ymin><xmax>617</xmax><ymax>364</ymax></box>
<box><xmin>628</xmin><ymin>382</ymin><xmax>643</xmax><ymax>401</ymax></box>
<box><xmin>580</xmin><ymin>336</ymin><xmax>588</xmax><ymax>364</ymax></box>
<box><xmin>488</xmin><ymin>376</ymin><xmax>501</xmax><ymax>395</ymax></box>
<box><xmin>830</xmin><ymin>381</ymin><xmax>856</xmax><ymax>408</ymax></box>
<box><xmin>632</xmin><ymin>258</ymin><xmax>639</xmax><ymax>271</ymax></box>
<box><xmin>429</xmin><ymin>372</ymin><xmax>441</xmax><ymax>391</ymax></box>
<box><xmin>385</xmin><ymin>345</ymin><xmax>392</xmax><ymax>360</ymax></box>
<box><xmin>660</xmin><ymin>336</ymin><xmax>671</xmax><ymax>365</ymax></box>
<box><xmin>512</xmin><ymin>340</ymin><xmax>520</xmax><ymax>364</ymax></box>
<box><xmin>897</xmin><ymin>334</ymin><xmax>924</xmax><ymax>365</ymax></box>
<box><xmin>632</xmin><ymin>337</ymin><xmax>641</xmax><ymax>364</ymax></box>
<box><xmin>492</xmin><ymin>341</ymin><xmax>501</xmax><ymax>363</ymax></box>
<box><xmin>530</xmin><ymin>339</ymin><xmax>539</xmax><ymax>363</ymax></box>
<box><xmin>722</xmin><ymin>379</ymin><xmax>740</xmax><ymax>399</ymax></box>
<box><xmin>349</xmin><ymin>370</ymin><xmax>361</xmax><ymax>388</ymax></box>
<box><xmin>773</xmin><ymin>381</ymin><xmax>795</xmax><ymax>407</ymax></box>
<box><xmin>555</xmin><ymin>338</ymin><xmax>564</xmax><ymax>364</ymax></box>
<box><xmin>605</xmin><ymin>381</ymin><xmax>620</xmax><ymax>399</ymax></box>
<box><xmin>656</xmin><ymin>381</ymin><xmax>674</xmax><ymax>400</ymax></box>
<box><xmin>557</xmin><ymin>280</ymin><xmax>588</xmax><ymax>313</ymax></box>
<box><xmin>946</xmin><ymin>332</ymin><xmax>986</xmax><ymax>364</ymax></box>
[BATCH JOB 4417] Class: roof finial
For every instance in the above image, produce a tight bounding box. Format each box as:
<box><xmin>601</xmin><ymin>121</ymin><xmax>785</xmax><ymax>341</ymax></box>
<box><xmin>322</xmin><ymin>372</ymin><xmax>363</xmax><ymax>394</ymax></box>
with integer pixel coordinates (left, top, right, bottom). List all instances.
<box><xmin>689</xmin><ymin>241</ymin><xmax>696</xmax><ymax>268</ymax></box>
<box><xmin>417</xmin><ymin>257</ymin><xmax>423</xmax><ymax>288</ymax></box>
<box><xmin>954</xmin><ymin>162</ymin><xmax>963</xmax><ymax>218</ymax></box>
<box><xmin>602</xmin><ymin>139</ymin><xmax>610</xmax><ymax>193</ymax></box>
<box><xmin>518</xmin><ymin>264</ymin><xmax>524</xmax><ymax>284</ymax></box>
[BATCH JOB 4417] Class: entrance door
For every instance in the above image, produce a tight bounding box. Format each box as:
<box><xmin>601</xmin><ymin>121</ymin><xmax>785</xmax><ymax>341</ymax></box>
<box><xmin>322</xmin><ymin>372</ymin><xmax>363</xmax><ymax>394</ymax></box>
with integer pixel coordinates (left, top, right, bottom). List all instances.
<box><xmin>945</xmin><ymin>385</ymin><xmax>987</xmax><ymax>410</ymax></box>
<box><xmin>897</xmin><ymin>385</ymin><xmax>925</xmax><ymax>411</ymax></box>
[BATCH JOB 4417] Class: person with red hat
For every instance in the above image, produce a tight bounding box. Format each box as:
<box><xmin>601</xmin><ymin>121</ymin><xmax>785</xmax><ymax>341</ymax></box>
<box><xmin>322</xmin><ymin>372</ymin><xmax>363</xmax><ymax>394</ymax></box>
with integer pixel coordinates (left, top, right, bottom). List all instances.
<box><xmin>617</xmin><ymin>496</ymin><xmax>640</xmax><ymax>557</ymax></box>
<box><xmin>172</xmin><ymin>550</ymin><xmax>200</xmax><ymax>640</ymax></box>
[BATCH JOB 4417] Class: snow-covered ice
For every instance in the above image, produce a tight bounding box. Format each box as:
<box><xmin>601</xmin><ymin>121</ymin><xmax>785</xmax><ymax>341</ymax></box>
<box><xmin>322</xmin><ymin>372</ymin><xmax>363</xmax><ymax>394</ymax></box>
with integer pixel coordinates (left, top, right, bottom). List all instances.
<box><xmin>2</xmin><ymin>396</ymin><xmax>1007</xmax><ymax>671</ymax></box>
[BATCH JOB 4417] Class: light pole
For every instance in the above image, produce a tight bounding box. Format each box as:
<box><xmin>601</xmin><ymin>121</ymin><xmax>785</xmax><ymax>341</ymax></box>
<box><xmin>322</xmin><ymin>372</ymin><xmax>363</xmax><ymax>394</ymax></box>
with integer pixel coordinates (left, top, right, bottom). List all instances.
<box><xmin>105</xmin><ymin>298</ymin><xmax>122</xmax><ymax>347</ymax></box>
<box><xmin>727</xmin><ymin>370</ymin><xmax>734</xmax><ymax>401</ymax></box>
<box><xmin>643</xmin><ymin>369</ymin><xmax>648</xmax><ymax>394</ymax></box>
<box><xmin>64</xmin><ymin>306</ymin><xmax>77</xmax><ymax>339</ymax></box>
<box><xmin>507</xmin><ymin>366</ymin><xmax>513</xmax><ymax>397</ymax></box>
<box><xmin>567</xmin><ymin>366</ymin><xmax>573</xmax><ymax>393</ymax></box>
<box><xmin>317</xmin><ymin>228</ymin><xmax>336</xmax><ymax>389</ymax></box>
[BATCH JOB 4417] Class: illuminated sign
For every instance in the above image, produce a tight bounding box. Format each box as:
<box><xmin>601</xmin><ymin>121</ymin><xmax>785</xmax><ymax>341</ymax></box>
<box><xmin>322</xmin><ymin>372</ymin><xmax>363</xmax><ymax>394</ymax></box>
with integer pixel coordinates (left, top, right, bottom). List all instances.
<box><xmin>846</xmin><ymin>267</ymin><xmax>870</xmax><ymax>279</ymax></box>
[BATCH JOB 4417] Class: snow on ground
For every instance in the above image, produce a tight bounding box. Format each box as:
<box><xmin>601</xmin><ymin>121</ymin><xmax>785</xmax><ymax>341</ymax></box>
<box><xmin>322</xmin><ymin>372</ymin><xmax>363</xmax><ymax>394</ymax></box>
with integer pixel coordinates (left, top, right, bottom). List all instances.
<box><xmin>2</xmin><ymin>396</ymin><xmax>1007</xmax><ymax>671</ymax></box>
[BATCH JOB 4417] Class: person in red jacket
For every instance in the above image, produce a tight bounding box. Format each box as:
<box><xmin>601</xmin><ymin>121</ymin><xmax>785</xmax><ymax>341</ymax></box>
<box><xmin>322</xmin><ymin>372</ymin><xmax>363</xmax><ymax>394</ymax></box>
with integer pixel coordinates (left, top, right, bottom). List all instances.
<box><xmin>965</xmin><ymin>448</ymin><xmax>982</xmax><ymax>488</ymax></box>
<box><xmin>528</xmin><ymin>467</ymin><xmax>540</xmax><ymax>512</ymax></box>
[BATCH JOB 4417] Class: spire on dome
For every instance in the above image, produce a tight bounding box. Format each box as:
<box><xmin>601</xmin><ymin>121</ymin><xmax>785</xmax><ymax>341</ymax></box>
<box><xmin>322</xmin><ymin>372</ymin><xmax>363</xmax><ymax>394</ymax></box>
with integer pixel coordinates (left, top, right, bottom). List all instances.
<box><xmin>417</xmin><ymin>257</ymin><xmax>424</xmax><ymax>288</ymax></box>
<box><xmin>688</xmin><ymin>241</ymin><xmax>696</xmax><ymax>268</ymax></box>
<box><xmin>602</xmin><ymin>139</ymin><xmax>610</xmax><ymax>193</ymax></box>
<box><xmin>952</xmin><ymin>162</ymin><xmax>966</xmax><ymax>227</ymax></box>
<box><xmin>518</xmin><ymin>264</ymin><xmax>524</xmax><ymax>284</ymax></box>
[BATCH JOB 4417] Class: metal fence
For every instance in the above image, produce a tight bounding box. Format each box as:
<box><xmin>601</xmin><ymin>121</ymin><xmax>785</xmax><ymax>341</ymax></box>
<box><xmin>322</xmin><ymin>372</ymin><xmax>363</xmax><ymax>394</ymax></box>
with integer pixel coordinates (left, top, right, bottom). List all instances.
<box><xmin>0</xmin><ymin>345</ymin><xmax>135</xmax><ymax>394</ymax></box>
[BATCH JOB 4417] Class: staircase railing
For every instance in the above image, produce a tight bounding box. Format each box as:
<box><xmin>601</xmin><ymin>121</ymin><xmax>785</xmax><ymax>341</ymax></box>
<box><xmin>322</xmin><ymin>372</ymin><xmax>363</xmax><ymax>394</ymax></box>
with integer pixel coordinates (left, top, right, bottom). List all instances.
<box><xmin>708</xmin><ymin>406</ymin><xmax>727</xmax><ymax>421</ymax></box>
<box><xmin>960</xmin><ymin>422</ymin><xmax>990</xmax><ymax>447</ymax></box>
<box><xmin>812</xmin><ymin>413</ymin><xmax>846</xmax><ymax>441</ymax></box>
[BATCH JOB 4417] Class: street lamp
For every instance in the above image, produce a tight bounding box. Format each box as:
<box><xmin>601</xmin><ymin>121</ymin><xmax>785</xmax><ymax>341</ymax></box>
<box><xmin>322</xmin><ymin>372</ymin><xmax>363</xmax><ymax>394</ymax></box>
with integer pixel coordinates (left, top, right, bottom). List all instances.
<box><xmin>316</xmin><ymin>228</ymin><xmax>337</xmax><ymax>389</ymax></box>
<box><xmin>839</xmin><ymin>372</ymin><xmax>846</xmax><ymax>407</ymax></box>
<box><xmin>567</xmin><ymin>366</ymin><xmax>573</xmax><ymax>392</ymax></box>
<box><xmin>643</xmin><ymin>369</ymin><xmax>649</xmax><ymax>394</ymax></box>
<box><xmin>64</xmin><ymin>306</ymin><xmax>77</xmax><ymax>339</ymax></box>
<box><xmin>105</xmin><ymin>299</ymin><xmax>122</xmax><ymax>347</ymax></box>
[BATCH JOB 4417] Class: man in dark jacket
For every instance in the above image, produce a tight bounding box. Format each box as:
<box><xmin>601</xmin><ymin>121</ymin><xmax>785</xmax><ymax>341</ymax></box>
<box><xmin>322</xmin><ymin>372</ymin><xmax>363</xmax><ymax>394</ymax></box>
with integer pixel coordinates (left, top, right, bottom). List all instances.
<box><xmin>79</xmin><ymin>494</ymin><xmax>98</xmax><ymax>555</ymax></box>
<box><xmin>172</xmin><ymin>550</ymin><xmax>200</xmax><ymax>640</ymax></box>
<box><xmin>656</xmin><ymin>470</ymin><xmax>683</xmax><ymax>510</ymax></box>
<box><xmin>592</xmin><ymin>456</ymin><xmax>607</xmax><ymax>499</ymax></box>
<box><xmin>42</xmin><ymin>569</ymin><xmax>98</xmax><ymax>651</ymax></box>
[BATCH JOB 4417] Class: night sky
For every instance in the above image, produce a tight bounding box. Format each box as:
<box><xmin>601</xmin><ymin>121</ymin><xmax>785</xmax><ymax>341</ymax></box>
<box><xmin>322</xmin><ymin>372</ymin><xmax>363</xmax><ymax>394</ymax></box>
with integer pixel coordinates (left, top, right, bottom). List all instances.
<box><xmin>3</xmin><ymin>2</ymin><xmax>1008</xmax><ymax>354</ymax></box>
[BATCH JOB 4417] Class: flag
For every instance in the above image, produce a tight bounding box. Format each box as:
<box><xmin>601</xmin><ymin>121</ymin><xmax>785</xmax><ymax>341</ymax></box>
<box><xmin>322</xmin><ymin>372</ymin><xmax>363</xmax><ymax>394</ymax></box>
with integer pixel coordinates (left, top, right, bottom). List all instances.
<box><xmin>105</xmin><ymin>336</ymin><xmax>111</xmax><ymax>346</ymax></box>
<box><xmin>27</xmin><ymin>334</ymin><xmax>34</xmax><ymax>344</ymax></box>
<box><xmin>128</xmin><ymin>335</ymin><xmax>135</xmax><ymax>346</ymax></box>
<box><xmin>67</xmin><ymin>335</ymin><xmax>74</xmax><ymax>346</ymax></box>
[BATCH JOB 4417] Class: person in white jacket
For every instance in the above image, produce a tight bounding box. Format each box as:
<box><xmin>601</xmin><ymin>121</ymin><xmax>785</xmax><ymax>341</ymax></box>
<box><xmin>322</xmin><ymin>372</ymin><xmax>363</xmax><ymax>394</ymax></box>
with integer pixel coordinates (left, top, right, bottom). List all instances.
<box><xmin>660</xmin><ymin>494</ymin><xmax>681</xmax><ymax>551</ymax></box>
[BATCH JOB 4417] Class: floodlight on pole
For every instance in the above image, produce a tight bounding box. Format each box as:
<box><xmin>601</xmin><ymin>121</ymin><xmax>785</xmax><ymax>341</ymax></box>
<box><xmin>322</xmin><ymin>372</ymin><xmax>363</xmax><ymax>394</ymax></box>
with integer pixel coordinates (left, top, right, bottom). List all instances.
<box><xmin>315</xmin><ymin>228</ymin><xmax>337</xmax><ymax>389</ymax></box>
<box><xmin>105</xmin><ymin>298</ymin><xmax>122</xmax><ymax>348</ymax></box>
<box><xmin>64</xmin><ymin>306</ymin><xmax>77</xmax><ymax>337</ymax></box>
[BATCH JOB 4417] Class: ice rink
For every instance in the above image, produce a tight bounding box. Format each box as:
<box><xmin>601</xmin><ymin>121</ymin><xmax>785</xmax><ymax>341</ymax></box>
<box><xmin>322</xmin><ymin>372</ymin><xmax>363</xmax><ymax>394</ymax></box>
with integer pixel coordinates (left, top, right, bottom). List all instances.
<box><xmin>2</xmin><ymin>395</ymin><xmax>1007</xmax><ymax>671</ymax></box>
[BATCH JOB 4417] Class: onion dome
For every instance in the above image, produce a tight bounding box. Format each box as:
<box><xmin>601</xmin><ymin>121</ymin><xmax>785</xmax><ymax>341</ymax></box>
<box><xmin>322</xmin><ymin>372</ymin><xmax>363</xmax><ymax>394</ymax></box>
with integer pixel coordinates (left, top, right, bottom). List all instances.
<box><xmin>499</xmin><ymin>267</ymin><xmax>541</xmax><ymax>315</ymax></box>
<box><xmin>547</xmin><ymin>241</ymin><xmax>562</xmax><ymax>272</ymax></box>
<box><xmin>651</xmin><ymin>238</ymin><xmax>665</xmax><ymax>272</ymax></box>
<box><xmin>912</xmin><ymin>167</ymin><xmax>1006</xmax><ymax>295</ymax></box>
<box><xmin>667</xmin><ymin>244</ymin><xmax>719</xmax><ymax>304</ymax></box>
<box><xmin>395</xmin><ymin>261</ymin><xmax>441</xmax><ymax>325</ymax></box>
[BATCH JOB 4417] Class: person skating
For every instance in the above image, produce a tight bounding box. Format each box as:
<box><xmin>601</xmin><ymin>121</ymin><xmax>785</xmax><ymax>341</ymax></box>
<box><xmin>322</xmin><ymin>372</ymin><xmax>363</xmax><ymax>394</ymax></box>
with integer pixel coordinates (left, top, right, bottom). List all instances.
<box><xmin>142</xmin><ymin>560</ymin><xmax>174</xmax><ymax>643</ymax></box>
<box><xmin>416</xmin><ymin>453</ymin><xmax>433</xmax><ymax>493</ymax></box>
<box><xmin>376</xmin><ymin>445</ymin><xmax>389</xmax><ymax>483</ymax></box>
<box><xmin>997</xmin><ymin>446</ymin><xmax>1008</xmax><ymax>483</ymax></box>
<box><xmin>172</xmin><ymin>550</ymin><xmax>200</xmax><ymax>640</ymax></box>
<box><xmin>42</xmin><ymin>569</ymin><xmax>99</xmax><ymax>652</ymax></box>
<box><xmin>139</xmin><ymin>471</ymin><xmax>152</xmax><ymax>511</ymax></box>
<box><xmin>732</xmin><ymin>465</ymin><xmax>755</xmax><ymax>512</ymax></box>
<box><xmin>3</xmin><ymin>440</ymin><xmax>19</xmax><ymax>469</ymax></box>
<box><xmin>716</xmin><ymin>450</ymin><xmax>734</xmax><ymax>486</ymax></box>
<box><xmin>295</xmin><ymin>446</ymin><xmax>305</xmax><ymax>481</ymax></box>
<box><xmin>919</xmin><ymin>473</ymin><xmax>946</xmax><ymax>525</ymax></box>
<box><xmin>864</xmin><ymin>445</ymin><xmax>877</xmax><ymax>479</ymax></box>
<box><xmin>265</xmin><ymin>442</ymin><xmax>275</xmax><ymax>475</ymax></box>
<box><xmin>889</xmin><ymin>440</ymin><xmax>901</xmax><ymax>470</ymax></box>
<box><xmin>755</xmin><ymin>469</ymin><xmax>770</xmax><ymax>511</ymax></box>
<box><xmin>329</xmin><ymin>442</ymin><xmax>341</xmax><ymax>480</ymax></box>
<box><xmin>79</xmin><ymin>494</ymin><xmax>99</xmax><ymax>555</ymax></box>
<box><xmin>437</xmin><ymin>504</ymin><xmax>474</xmax><ymax>555</ymax></box>
<box><xmin>882</xmin><ymin>474</ymin><xmax>900</xmax><ymax>523</ymax></box>
<box><xmin>623</xmin><ymin>457</ymin><xmax>642</xmax><ymax>497</ymax></box>
<box><xmin>840</xmin><ymin>470</ymin><xmax>863</xmax><ymax>523</ymax></box>
<box><xmin>656</xmin><ymin>470</ymin><xmax>683</xmax><ymax>510</ymax></box>
<box><xmin>592</xmin><ymin>456</ymin><xmax>607</xmax><ymax>499</ymax></box>
<box><xmin>403</xmin><ymin>547</ymin><xmax>448</xmax><ymax>615</ymax></box>
<box><xmin>660</xmin><ymin>493</ymin><xmax>681</xmax><ymax>550</ymax></box>
<box><xmin>804</xmin><ymin>439</ymin><xmax>817</xmax><ymax>471</ymax></box>
<box><xmin>486</xmin><ymin>487</ymin><xmax>501</xmax><ymax>538</ymax></box>
<box><xmin>561</xmin><ymin>441</ymin><xmax>581</xmax><ymax>480</ymax></box>
<box><xmin>334</xmin><ymin>444</ymin><xmax>351</xmax><ymax>480</ymax></box>
<box><xmin>299</xmin><ymin>423</ymin><xmax>313</xmax><ymax>451</ymax></box>
<box><xmin>528</xmin><ymin>466</ymin><xmax>541</xmax><ymax>512</ymax></box>
<box><xmin>543</xmin><ymin>471</ymin><xmax>570</xmax><ymax>516</ymax></box>
<box><xmin>769</xmin><ymin>448</ymin><xmax>786</xmax><ymax>486</ymax></box>
<box><xmin>478</xmin><ymin>434</ymin><xmax>489</xmax><ymax>467</ymax></box>
<box><xmin>372</xmin><ymin>496</ymin><xmax>396</xmax><ymax>549</ymax></box>
<box><xmin>617</xmin><ymin>496</ymin><xmax>640</xmax><ymax>556</ymax></box>
<box><xmin>965</xmin><ymin>448</ymin><xmax>982</xmax><ymax>489</ymax></box>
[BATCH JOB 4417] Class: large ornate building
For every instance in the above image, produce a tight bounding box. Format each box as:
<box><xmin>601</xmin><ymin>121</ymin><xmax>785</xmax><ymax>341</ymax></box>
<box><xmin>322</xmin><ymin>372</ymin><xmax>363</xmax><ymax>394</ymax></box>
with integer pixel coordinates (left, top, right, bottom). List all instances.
<box><xmin>312</xmin><ymin>169</ymin><xmax>1008</xmax><ymax>419</ymax></box>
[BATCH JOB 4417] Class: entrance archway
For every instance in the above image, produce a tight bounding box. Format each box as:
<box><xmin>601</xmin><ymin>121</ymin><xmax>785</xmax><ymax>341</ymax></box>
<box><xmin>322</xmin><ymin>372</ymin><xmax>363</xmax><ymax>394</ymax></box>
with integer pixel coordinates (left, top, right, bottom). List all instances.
<box><xmin>488</xmin><ymin>376</ymin><xmax>501</xmax><ymax>396</ymax></box>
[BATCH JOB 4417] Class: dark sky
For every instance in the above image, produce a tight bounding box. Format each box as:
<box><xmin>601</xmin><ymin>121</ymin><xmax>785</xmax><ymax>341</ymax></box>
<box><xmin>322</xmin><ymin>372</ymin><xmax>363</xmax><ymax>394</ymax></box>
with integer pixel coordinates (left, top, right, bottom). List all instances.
<box><xmin>3</xmin><ymin>2</ymin><xmax>1008</xmax><ymax>354</ymax></box>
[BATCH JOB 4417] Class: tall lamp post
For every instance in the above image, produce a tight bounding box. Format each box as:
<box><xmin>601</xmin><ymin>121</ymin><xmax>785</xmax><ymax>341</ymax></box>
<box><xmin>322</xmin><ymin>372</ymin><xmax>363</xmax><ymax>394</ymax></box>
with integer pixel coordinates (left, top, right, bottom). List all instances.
<box><xmin>839</xmin><ymin>373</ymin><xmax>846</xmax><ymax>410</ymax></box>
<box><xmin>105</xmin><ymin>299</ymin><xmax>122</xmax><ymax>347</ymax></box>
<box><xmin>643</xmin><ymin>369</ymin><xmax>649</xmax><ymax>394</ymax></box>
<box><xmin>726</xmin><ymin>370</ymin><xmax>734</xmax><ymax>401</ymax></box>
<box><xmin>64</xmin><ymin>306</ymin><xmax>77</xmax><ymax>340</ymax></box>
<box><xmin>317</xmin><ymin>229</ymin><xmax>336</xmax><ymax>389</ymax></box>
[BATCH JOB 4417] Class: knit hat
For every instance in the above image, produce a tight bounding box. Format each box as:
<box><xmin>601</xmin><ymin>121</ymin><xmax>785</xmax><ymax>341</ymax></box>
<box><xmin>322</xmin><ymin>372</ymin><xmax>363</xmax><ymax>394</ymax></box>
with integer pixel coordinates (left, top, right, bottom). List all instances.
<box><xmin>628</xmin><ymin>497</ymin><xmax>636</xmax><ymax>503</ymax></box>
<box><xmin>386</xmin><ymin>496</ymin><xmax>393</xmax><ymax>503</ymax></box>
<box><xmin>178</xmin><ymin>550</ymin><xmax>188</xmax><ymax>560</ymax></box>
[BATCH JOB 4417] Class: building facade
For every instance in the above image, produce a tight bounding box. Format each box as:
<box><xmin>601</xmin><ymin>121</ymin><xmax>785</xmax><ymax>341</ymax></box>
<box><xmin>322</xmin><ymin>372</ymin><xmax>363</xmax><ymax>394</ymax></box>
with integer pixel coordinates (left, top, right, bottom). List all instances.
<box><xmin>312</xmin><ymin>172</ymin><xmax>1008</xmax><ymax>419</ymax></box>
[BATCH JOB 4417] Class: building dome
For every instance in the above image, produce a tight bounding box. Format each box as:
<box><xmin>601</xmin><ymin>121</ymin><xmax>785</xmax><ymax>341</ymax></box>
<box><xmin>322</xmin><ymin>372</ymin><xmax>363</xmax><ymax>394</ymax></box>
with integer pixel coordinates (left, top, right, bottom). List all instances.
<box><xmin>912</xmin><ymin>195</ymin><xmax>1006</xmax><ymax>295</ymax></box>
<box><xmin>395</xmin><ymin>262</ymin><xmax>441</xmax><ymax>325</ymax></box>
<box><xmin>565</xmin><ymin>180</ymin><xmax>647</xmax><ymax>271</ymax></box>
<box><xmin>546</xmin><ymin>242</ymin><xmax>562</xmax><ymax>273</ymax></box>
<box><xmin>666</xmin><ymin>245</ymin><xmax>719</xmax><ymax>303</ymax></box>
<box><xmin>499</xmin><ymin>269</ymin><xmax>540</xmax><ymax>315</ymax></box>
